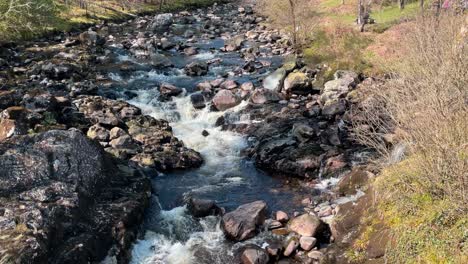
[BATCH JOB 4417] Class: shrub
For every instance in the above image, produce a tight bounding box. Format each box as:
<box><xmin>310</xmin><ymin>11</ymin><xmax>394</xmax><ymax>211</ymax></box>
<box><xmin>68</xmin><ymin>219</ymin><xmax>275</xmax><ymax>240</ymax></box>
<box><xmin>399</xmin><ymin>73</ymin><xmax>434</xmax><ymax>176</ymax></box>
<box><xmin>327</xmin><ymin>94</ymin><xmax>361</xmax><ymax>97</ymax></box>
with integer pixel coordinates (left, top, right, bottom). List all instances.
<box><xmin>351</xmin><ymin>12</ymin><xmax>467</xmax><ymax>263</ymax></box>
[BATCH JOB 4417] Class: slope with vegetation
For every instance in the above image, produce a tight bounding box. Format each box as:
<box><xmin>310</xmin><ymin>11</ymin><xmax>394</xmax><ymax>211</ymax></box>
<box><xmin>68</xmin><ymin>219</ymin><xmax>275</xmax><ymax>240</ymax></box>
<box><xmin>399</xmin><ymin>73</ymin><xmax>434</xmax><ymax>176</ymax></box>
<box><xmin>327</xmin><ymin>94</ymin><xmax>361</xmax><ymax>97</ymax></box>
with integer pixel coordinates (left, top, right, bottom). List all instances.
<box><xmin>0</xmin><ymin>0</ymin><xmax>222</xmax><ymax>41</ymax></box>
<box><xmin>258</xmin><ymin>0</ymin><xmax>467</xmax><ymax>263</ymax></box>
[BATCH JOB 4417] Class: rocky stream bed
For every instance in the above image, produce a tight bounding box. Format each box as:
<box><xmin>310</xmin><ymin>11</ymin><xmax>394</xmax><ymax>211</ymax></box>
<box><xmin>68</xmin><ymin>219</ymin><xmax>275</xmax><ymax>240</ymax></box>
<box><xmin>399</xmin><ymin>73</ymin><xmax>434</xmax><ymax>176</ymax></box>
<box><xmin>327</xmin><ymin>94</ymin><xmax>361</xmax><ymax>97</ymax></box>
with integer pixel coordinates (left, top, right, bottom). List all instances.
<box><xmin>0</xmin><ymin>2</ymin><xmax>378</xmax><ymax>264</ymax></box>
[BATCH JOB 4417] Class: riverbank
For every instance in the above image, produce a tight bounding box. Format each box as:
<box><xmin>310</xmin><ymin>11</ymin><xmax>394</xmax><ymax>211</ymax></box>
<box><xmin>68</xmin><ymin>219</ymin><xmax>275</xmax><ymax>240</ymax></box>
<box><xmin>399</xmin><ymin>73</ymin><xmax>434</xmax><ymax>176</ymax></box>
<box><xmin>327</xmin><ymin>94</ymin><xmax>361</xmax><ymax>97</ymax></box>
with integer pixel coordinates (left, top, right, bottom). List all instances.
<box><xmin>0</xmin><ymin>0</ymin><xmax>227</xmax><ymax>43</ymax></box>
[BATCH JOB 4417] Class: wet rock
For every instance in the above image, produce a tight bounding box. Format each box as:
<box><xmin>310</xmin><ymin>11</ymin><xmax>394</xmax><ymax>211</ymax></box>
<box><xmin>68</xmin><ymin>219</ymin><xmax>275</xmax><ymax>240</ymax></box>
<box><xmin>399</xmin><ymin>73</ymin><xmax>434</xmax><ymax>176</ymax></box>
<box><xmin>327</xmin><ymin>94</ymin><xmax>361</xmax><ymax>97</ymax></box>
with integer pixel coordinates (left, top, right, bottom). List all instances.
<box><xmin>210</xmin><ymin>78</ymin><xmax>224</xmax><ymax>88</ymax></box>
<box><xmin>239</xmin><ymin>245</ymin><xmax>269</xmax><ymax>264</ymax></box>
<box><xmin>283</xmin><ymin>72</ymin><xmax>312</xmax><ymax>95</ymax></box>
<box><xmin>221</xmin><ymin>200</ymin><xmax>267</xmax><ymax>241</ymax></box>
<box><xmin>263</xmin><ymin>68</ymin><xmax>286</xmax><ymax>92</ymax></box>
<box><xmin>267</xmin><ymin>219</ymin><xmax>283</xmax><ymax>230</ymax></box>
<box><xmin>224</xmin><ymin>35</ymin><xmax>245</xmax><ymax>52</ymax></box>
<box><xmin>300</xmin><ymin>236</ymin><xmax>317</xmax><ymax>251</ymax></box>
<box><xmin>184</xmin><ymin>61</ymin><xmax>208</xmax><ymax>76</ymax></box>
<box><xmin>190</xmin><ymin>93</ymin><xmax>206</xmax><ymax>109</ymax></box>
<box><xmin>288</xmin><ymin>214</ymin><xmax>325</xmax><ymax>237</ymax></box>
<box><xmin>250</xmin><ymin>89</ymin><xmax>281</xmax><ymax>104</ymax></box>
<box><xmin>202</xmin><ymin>130</ymin><xmax>210</xmax><ymax>137</ymax></box>
<box><xmin>147</xmin><ymin>13</ymin><xmax>173</xmax><ymax>31</ymax></box>
<box><xmin>336</xmin><ymin>168</ymin><xmax>371</xmax><ymax>196</ymax></box>
<box><xmin>212</xmin><ymin>90</ymin><xmax>241</xmax><ymax>111</ymax></box>
<box><xmin>159</xmin><ymin>83</ymin><xmax>183</xmax><ymax>99</ymax></box>
<box><xmin>187</xmin><ymin>198</ymin><xmax>222</xmax><ymax>218</ymax></box>
<box><xmin>184</xmin><ymin>46</ymin><xmax>198</xmax><ymax>56</ymax></box>
<box><xmin>150</xmin><ymin>53</ymin><xmax>174</xmax><ymax>68</ymax></box>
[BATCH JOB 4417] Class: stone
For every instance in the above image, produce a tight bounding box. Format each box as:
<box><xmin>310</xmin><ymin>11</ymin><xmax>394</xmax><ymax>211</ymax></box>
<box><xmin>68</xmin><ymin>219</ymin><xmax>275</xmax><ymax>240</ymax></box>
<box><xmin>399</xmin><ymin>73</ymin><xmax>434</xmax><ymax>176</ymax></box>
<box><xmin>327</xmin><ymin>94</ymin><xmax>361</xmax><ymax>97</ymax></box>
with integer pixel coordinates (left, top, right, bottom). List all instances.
<box><xmin>212</xmin><ymin>90</ymin><xmax>241</xmax><ymax>111</ymax></box>
<box><xmin>283</xmin><ymin>239</ymin><xmax>299</xmax><ymax>257</ymax></box>
<box><xmin>184</xmin><ymin>46</ymin><xmax>198</xmax><ymax>56</ymax></box>
<box><xmin>109</xmin><ymin>127</ymin><xmax>127</xmax><ymax>140</ymax></box>
<box><xmin>159</xmin><ymin>83</ymin><xmax>183</xmax><ymax>99</ymax></box>
<box><xmin>321</xmin><ymin>99</ymin><xmax>347</xmax><ymax>117</ymax></box>
<box><xmin>276</xmin><ymin>211</ymin><xmax>289</xmax><ymax>223</ymax></box>
<box><xmin>187</xmin><ymin>198</ymin><xmax>222</xmax><ymax>218</ymax></box>
<box><xmin>307</xmin><ymin>250</ymin><xmax>324</xmax><ymax>261</ymax></box>
<box><xmin>190</xmin><ymin>93</ymin><xmax>206</xmax><ymax>109</ymax></box>
<box><xmin>79</xmin><ymin>30</ymin><xmax>105</xmax><ymax>46</ymax></box>
<box><xmin>110</xmin><ymin>135</ymin><xmax>139</xmax><ymax>152</ymax></box>
<box><xmin>150</xmin><ymin>53</ymin><xmax>174</xmax><ymax>68</ymax></box>
<box><xmin>147</xmin><ymin>13</ymin><xmax>173</xmax><ymax>31</ymax></box>
<box><xmin>185</xmin><ymin>62</ymin><xmax>208</xmax><ymax>76</ymax></box>
<box><xmin>0</xmin><ymin>129</ymin><xmax>150</xmax><ymax>263</ymax></box>
<box><xmin>0</xmin><ymin>90</ymin><xmax>21</xmax><ymax>110</ymax></box>
<box><xmin>267</xmin><ymin>220</ymin><xmax>283</xmax><ymax>230</ymax></box>
<box><xmin>283</xmin><ymin>72</ymin><xmax>312</xmax><ymax>95</ymax></box>
<box><xmin>220</xmin><ymin>79</ymin><xmax>238</xmax><ymax>90</ymax></box>
<box><xmin>210</xmin><ymin>78</ymin><xmax>224</xmax><ymax>88</ymax></box>
<box><xmin>0</xmin><ymin>107</ymin><xmax>28</xmax><ymax>141</ymax></box>
<box><xmin>202</xmin><ymin>130</ymin><xmax>210</xmax><ymax>137</ymax></box>
<box><xmin>250</xmin><ymin>89</ymin><xmax>281</xmax><ymax>104</ymax></box>
<box><xmin>263</xmin><ymin>68</ymin><xmax>286</xmax><ymax>92</ymax></box>
<box><xmin>239</xmin><ymin>246</ymin><xmax>269</xmax><ymax>264</ymax></box>
<box><xmin>320</xmin><ymin>70</ymin><xmax>358</xmax><ymax>105</ymax></box>
<box><xmin>288</xmin><ymin>214</ymin><xmax>325</xmax><ymax>237</ymax></box>
<box><xmin>241</xmin><ymin>82</ymin><xmax>254</xmax><ymax>91</ymax></box>
<box><xmin>292</xmin><ymin>123</ymin><xmax>316</xmax><ymax>143</ymax></box>
<box><xmin>196</xmin><ymin>81</ymin><xmax>212</xmax><ymax>92</ymax></box>
<box><xmin>299</xmin><ymin>236</ymin><xmax>317</xmax><ymax>251</ymax></box>
<box><xmin>221</xmin><ymin>200</ymin><xmax>267</xmax><ymax>241</ymax></box>
<box><xmin>225</xmin><ymin>35</ymin><xmax>245</xmax><ymax>52</ymax></box>
<box><xmin>87</xmin><ymin>124</ymin><xmax>110</xmax><ymax>141</ymax></box>
<box><xmin>272</xmin><ymin>228</ymin><xmax>290</xmax><ymax>236</ymax></box>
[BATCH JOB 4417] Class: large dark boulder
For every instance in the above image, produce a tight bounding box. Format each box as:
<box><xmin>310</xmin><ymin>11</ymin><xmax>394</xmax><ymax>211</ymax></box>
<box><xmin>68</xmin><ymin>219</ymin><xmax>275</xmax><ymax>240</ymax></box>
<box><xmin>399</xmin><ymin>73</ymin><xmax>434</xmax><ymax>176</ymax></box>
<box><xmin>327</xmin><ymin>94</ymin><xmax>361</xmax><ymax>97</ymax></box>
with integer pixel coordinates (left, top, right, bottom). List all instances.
<box><xmin>0</xmin><ymin>129</ymin><xmax>151</xmax><ymax>264</ymax></box>
<box><xmin>221</xmin><ymin>200</ymin><xmax>267</xmax><ymax>241</ymax></box>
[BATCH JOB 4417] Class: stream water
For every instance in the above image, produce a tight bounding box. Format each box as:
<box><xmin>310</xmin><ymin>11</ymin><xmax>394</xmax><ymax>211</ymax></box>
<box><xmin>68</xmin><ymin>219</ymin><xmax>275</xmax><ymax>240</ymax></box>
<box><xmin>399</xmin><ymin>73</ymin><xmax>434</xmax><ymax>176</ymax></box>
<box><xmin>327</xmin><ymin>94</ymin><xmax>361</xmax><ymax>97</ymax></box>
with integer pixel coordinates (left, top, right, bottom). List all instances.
<box><xmin>101</xmin><ymin>6</ymin><xmax>314</xmax><ymax>264</ymax></box>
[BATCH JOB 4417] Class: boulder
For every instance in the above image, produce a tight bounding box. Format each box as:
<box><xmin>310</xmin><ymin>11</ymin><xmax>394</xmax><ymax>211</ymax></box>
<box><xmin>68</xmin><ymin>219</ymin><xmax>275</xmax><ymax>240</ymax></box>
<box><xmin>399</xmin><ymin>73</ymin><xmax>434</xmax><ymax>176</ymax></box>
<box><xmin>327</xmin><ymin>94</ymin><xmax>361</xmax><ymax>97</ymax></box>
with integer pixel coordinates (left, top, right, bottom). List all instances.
<box><xmin>283</xmin><ymin>72</ymin><xmax>312</xmax><ymax>94</ymax></box>
<box><xmin>147</xmin><ymin>13</ymin><xmax>173</xmax><ymax>31</ymax></box>
<box><xmin>159</xmin><ymin>83</ymin><xmax>183</xmax><ymax>99</ymax></box>
<box><xmin>225</xmin><ymin>35</ymin><xmax>245</xmax><ymax>52</ymax></box>
<box><xmin>184</xmin><ymin>61</ymin><xmax>208</xmax><ymax>76</ymax></box>
<box><xmin>276</xmin><ymin>211</ymin><xmax>289</xmax><ymax>223</ymax></box>
<box><xmin>220</xmin><ymin>79</ymin><xmax>238</xmax><ymax>90</ymax></box>
<box><xmin>221</xmin><ymin>200</ymin><xmax>267</xmax><ymax>241</ymax></box>
<box><xmin>212</xmin><ymin>90</ymin><xmax>241</xmax><ymax>111</ymax></box>
<box><xmin>250</xmin><ymin>89</ymin><xmax>281</xmax><ymax>104</ymax></box>
<box><xmin>283</xmin><ymin>239</ymin><xmax>299</xmax><ymax>257</ymax></box>
<box><xmin>0</xmin><ymin>129</ymin><xmax>150</xmax><ymax>263</ymax></box>
<box><xmin>150</xmin><ymin>53</ymin><xmax>173</xmax><ymax>68</ymax></box>
<box><xmin>0</xmin><ymin>106</ymin><xmax>28</xmax><ymax>141</ymax></box>
<box><xmin>320</xmin><ymin>70</ymin><xmax>358</xmax><ymax>105</ymax></box>
<box><xmin>87</xmin><ymin>124</ymin><xmax>110</xmax><ymax>141</ymax></box>
<box><xmin>239</xmin><ymin>246</ymin><xmax>269</xmax><ymax>264</ymax></box>
<box><xmin>263</xmin><ymin>68</ymin><xmax>286</xmax><ymax>92</ymax></box>
<box><xmin>79</xmin><ymin>30</ymin><xmax>105</xmax><ymax>46</ymax></box>
<box><xmin>321</xmin><ymin>99</ymin><xmax>347</xmax><ymax>117</ymax></box>
<box><xmin>300</xmin><ymin>236</ymin><xmax>317</xmax><ymax>251</ymax></box>
<box><xmin>0</xmin><ymin>90</ymin><xmax>21</xmax><ymax>110</ymax></box>
<box><xmin>288</xmin><ymin>214</ymin><xmax>325</xmax><ymax>237</ymax></box>
<box><xmin>190</xmin><ymin>93</ymin><xmax>206</xmax><ymax>109</ymax></box>
<box><xmin>187</xmin><ymin>198</ymin><xmax>222</xmax><ymax>218</ymax></box>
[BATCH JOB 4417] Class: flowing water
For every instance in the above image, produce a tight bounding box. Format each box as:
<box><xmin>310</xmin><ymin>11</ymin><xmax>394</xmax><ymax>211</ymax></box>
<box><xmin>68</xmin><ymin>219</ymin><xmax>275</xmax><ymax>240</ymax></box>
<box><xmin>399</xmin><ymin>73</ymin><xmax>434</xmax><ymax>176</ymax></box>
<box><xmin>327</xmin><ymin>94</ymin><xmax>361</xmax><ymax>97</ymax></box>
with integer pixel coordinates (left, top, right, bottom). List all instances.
<box><xmin>102</xmin><ymin>8</ymin><xmax>314</xmax><ymax>264</ymax></box>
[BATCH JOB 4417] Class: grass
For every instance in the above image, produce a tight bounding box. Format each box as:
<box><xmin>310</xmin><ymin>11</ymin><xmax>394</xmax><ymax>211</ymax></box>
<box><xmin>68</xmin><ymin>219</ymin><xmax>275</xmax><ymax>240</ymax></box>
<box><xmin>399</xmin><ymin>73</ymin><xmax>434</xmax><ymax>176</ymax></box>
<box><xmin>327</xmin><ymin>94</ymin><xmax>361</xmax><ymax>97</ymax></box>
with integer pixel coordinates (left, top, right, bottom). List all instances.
<box><xmin>373</xmin><ymin>158</ymin><xmax>467</xmax><ymax>263</ymax></box>
<box><xmin>0</xmin><ymin>0</ymin><xmax>224</xmax><ymax>42</ymax></box>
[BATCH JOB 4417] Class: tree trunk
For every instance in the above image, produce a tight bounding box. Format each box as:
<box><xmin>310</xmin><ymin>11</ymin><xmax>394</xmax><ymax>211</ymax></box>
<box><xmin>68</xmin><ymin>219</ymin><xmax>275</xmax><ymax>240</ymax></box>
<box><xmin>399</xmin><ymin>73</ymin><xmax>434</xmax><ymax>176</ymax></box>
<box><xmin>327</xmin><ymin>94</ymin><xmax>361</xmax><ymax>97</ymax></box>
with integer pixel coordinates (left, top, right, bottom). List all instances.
<box><xmin>399</xmin><ymin>0</ymin><xmax>405</xmax><ymax>10</ymax></box>
<box><xmin>288</xmin><ymin>0</ymin><xmax>298</xmax><ymax>51</ymax></box>
<box><xmin>357</xmin><ymin>0</ymin><xmax>366</xmax><ymax>32</ymax></box>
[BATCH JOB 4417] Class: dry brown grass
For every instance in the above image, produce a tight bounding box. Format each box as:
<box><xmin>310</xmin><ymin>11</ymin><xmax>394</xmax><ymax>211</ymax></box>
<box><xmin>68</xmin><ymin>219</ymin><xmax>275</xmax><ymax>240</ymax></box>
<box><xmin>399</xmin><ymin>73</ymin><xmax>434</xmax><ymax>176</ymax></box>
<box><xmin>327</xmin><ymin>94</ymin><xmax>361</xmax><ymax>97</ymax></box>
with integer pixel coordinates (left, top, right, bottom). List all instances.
<box><xmin>350</xmin><ymin>12</ymin><xmax>468</xmax><ymax>263</ymax></box>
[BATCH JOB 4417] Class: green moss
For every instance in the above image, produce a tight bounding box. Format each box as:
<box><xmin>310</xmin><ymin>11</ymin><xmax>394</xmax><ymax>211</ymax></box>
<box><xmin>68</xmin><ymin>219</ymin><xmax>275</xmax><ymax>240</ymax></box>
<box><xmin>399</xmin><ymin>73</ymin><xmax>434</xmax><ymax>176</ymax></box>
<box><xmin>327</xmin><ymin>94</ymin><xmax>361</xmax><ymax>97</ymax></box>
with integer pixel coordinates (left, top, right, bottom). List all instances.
<box><xmin>369</xmin><ymin>156</ymin><xmax>468</xmax><ymax>263</ymax></box>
